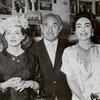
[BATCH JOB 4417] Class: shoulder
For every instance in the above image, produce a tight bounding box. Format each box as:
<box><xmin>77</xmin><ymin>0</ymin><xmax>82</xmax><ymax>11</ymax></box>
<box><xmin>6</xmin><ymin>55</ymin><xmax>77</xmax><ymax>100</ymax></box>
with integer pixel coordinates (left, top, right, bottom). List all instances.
<box><xmin>62</xmin><ymin>45</ymin><xmax>77</xmax><ymax>60</ymax></box>
<box><xmin>28</xmin><ymin>39</ymin><xmax>43</xmax><ymax>53</ymax></box>
<box><xmin>0</xmin><ymin>50</ymin><xmax>7</xmax><ymax>62</ymax></box>
<box><xmin>0</xmin><ymin>50</ymin><xmax>7</xmax><ymax>57</ymax></box>
<box><xmin>95</xmin><ymin>44</ymin><xmax>100</xmax><ymax>48</ymax></box>
<box><xmin>92</xmin><ymin>44</ymin><xmax>100</xmax><ymax>52</ymax></box>
<box><xmin>26</xmin><ymin>49</ymin><xmax>38</xmax><ymax>59</ymax></box>
<box><xmin>61</xmin><ymin>45</ymin><xmax>77</xmax><ymax>77</ymax></box>
<box><xmin>58</xmin><ymin>38</ymin><xmax>72</xmax><ymax>47</ymax></box>
<box><xmin>63</xmin><ymin>45</ymin><xmax>77</xmax><ymax>54</ymax></box>
<box><xmin>94</xmin><ymin>44</ymin><xmax>100</xmax><ymax>53</ymax></box>
<box><xmin>33</xmin><ymin>39</ymin><xmax>43</xmax><ymax>47</ymax></box>
<box><xmin>26</xmin><ymin>50</ymin><xmax>39</xmax><ymax>64</ymax></box>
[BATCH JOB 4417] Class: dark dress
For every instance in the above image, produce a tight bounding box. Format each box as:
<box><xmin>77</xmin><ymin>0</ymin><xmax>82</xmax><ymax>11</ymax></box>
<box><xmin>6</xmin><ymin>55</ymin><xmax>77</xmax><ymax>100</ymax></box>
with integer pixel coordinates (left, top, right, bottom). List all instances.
<box><xmin>0</xmin><ymin>49</ymin><xmax>42</xmax><ymax>100</ymax></box>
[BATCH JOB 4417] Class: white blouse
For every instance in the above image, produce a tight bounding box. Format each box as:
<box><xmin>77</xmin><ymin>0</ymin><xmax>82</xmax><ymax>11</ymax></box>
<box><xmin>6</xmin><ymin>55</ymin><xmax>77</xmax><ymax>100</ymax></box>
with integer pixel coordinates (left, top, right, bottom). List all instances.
<box><xmin>61</xmin><ymin>44</ymin><xmax>100</xmax><ymax>100</ymax></box>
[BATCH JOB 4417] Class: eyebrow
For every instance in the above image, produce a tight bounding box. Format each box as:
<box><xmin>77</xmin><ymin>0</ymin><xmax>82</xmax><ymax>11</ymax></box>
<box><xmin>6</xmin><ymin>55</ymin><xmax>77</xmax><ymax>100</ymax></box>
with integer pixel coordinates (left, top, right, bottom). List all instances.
<box><xmin>44</xmin><ymin>23</ymin><xmax>58</xmax><ymax>26</ymax></box>
<box><xmin>76</xmin><ymin>22</ymin><xmax>91</xmax><ymax>25</ymax></box>
<box><xmin>53</xmin><ymin>23</ymin><xmax>58</xmax><ymax>25</ymax></box>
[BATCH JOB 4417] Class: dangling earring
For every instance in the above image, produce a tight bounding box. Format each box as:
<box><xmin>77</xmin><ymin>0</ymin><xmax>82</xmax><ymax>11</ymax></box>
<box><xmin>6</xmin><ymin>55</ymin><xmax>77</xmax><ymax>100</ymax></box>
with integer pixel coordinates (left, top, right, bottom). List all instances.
<box><xmin>92</xmin><ymin>29</ymin><xmax>94</xmax><ymax>37</ymax></box>
<box><xmin>91</xmin><ymin>32</ymin><xmax>94</xmax><ymax>37</ymax></box>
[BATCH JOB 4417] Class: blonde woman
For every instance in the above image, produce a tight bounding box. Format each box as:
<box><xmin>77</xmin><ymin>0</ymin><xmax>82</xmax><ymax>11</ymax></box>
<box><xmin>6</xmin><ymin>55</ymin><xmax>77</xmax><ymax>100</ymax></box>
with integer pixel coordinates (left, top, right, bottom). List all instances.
<box><xmin>0</xmin><ymin>16</ymin><xmax>42</xmax><ymax>100</ymax></box>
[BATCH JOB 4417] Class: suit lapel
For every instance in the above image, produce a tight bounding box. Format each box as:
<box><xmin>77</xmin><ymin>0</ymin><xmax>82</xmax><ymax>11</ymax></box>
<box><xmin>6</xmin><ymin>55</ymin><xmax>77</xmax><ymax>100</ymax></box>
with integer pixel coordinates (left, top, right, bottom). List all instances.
<box><xmin>40</xmin><ymin>39</ymin><xmax>54</xmax><ymax>69</ymax></box>
<box><xmin>54</xmin><ymin>39</ymin><xmax>64</xmax><ymax>69</ymax></box>
<box><xmin>40</xmin><ymin>39</ymin><xmax>64</xmax><ymax>70</ymax></box>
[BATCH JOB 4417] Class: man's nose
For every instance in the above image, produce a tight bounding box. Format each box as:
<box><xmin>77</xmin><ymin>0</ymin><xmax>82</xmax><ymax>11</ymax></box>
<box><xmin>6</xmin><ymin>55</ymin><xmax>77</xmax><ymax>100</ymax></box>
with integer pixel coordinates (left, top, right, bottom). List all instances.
<box><xmin>48</xmin><ymin>27</ymin><xmax>53</xmax><ymax>32</ymax></box>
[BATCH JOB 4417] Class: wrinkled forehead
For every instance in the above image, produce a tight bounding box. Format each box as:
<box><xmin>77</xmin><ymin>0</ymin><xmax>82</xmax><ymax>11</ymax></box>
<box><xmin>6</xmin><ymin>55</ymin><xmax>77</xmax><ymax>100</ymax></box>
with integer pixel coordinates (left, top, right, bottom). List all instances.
<box><xmin>43</xmin><ymin>16</ymin><xmax>60</xmax><ymax>25</ymax></box>
<box><xmin>6</xmin><ymin>26</ymin><xmax>21</xmax><ymax>33</ymax></box>
<box><xmin>76</xmin><ymin>17</ymin><xmax>91</xmax><ymax>25</ymax></box>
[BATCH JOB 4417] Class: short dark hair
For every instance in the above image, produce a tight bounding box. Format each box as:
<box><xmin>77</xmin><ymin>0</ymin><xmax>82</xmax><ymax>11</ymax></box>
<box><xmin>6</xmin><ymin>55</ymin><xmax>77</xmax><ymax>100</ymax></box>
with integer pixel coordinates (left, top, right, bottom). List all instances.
<box><xmin>72</xmin><ymin>12</ymin><xmax>96</xmax><ymax>31</ymax></box>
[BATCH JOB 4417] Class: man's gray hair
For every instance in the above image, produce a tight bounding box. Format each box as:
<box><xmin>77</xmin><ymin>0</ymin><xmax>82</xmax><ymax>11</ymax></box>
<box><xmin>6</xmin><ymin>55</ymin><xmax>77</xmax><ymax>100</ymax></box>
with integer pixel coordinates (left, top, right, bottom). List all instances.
<box><xmin>42</xmin><ymin>13</ymin><xmax>63</xmax><ymax>26</ymax></box>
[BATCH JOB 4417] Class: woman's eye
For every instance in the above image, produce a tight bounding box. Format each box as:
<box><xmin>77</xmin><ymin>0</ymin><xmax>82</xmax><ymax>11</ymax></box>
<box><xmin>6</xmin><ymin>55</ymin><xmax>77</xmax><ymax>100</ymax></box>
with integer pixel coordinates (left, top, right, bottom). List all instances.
<box><xmin>53</xmin><ymin>25</ymin><xmax>57</xmax><ymax>28</ymax></box>
<box><xmin>15</xmin><ymin>32</ymin><xmax>20</xmax><ymax>34</ymax></box>
<box><xmin>85</xmin><ymin>25</ymin><xmax>90</xmax><ymax>27</ymax></box>
<box><xmin>43</xmin><ymin>23</ymin><xmax>48</xmax><ymax>27</ymax></box>
<box><xmin>76</xmin><ymin>25</ymin><xmax>81</xmax><ymax>28</ymax></box>
<box><xmin>7</xmin><ymin>32</ymin><xmax>11</xmax><ymax>34</ymax></box>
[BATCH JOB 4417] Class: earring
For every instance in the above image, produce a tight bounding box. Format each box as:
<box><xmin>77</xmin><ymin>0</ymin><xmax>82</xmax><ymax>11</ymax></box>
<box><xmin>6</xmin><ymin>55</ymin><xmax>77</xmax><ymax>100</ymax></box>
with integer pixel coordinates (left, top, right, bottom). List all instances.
<box><xmin>92</xmin><ymin>32</ymin><xmax>94</xmax><ymax>36</ymax></box>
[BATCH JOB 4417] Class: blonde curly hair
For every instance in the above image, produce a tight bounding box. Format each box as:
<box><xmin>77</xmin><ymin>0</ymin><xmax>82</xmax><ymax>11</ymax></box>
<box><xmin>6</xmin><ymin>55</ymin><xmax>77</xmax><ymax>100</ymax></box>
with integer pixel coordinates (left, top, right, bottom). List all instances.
<box><xmin>1</xmin><ymin>15</ymin><xmax>32</xmax><ymax>50</ymax></box>
<box><xmin>4</xmin><ymin>15</ymin><xmax>28</xmax><ymax>31</ymax></box>
<box><xmin>0</xmin><ymin>15</ymin><xmax>28</xmax><ymax>35</ymax></box>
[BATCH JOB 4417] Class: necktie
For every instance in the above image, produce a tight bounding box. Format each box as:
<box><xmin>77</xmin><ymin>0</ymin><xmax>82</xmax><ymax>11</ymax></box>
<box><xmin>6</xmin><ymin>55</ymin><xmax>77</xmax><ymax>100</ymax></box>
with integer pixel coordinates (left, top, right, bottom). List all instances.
<box><xmin>47</xmin><ymin>43</ymin><xmax>56</xmax><ymax>66</ymax></box>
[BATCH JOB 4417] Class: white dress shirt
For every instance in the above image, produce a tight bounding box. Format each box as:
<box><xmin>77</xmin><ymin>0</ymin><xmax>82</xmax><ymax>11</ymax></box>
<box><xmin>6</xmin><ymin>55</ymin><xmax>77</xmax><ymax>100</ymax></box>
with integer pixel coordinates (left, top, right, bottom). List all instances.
<box><xmin>44</xmin><ymin>39</ymin><xmax>58</xmax><ymax>66</ymax></box>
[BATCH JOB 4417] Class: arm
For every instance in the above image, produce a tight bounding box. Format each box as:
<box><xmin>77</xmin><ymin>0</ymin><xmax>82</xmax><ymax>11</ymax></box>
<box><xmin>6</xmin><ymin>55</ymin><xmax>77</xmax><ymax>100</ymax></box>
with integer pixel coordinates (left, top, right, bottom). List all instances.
<box><xmin>15</xmin><ymin>55</ymin><xmax>43</xmax><ymax>92</ymax></box>
<box><xmin>61</xmin><ymin>48</ymin><xmax>89</xmax><ymax>100</ymax></box>
<box><xmin>0</xmin><ymin>77</ymin><xmax>22</xmax><ymax>91</ymax></box>
<box><xmin>16</xmin><ymin>55</ymin><xmax>43</xmax><ymax>92</ymax></box>
<box><xmin>33</xmin><ymin>56</ymin><xmax>44</xmax><ymax>95</ymax></box>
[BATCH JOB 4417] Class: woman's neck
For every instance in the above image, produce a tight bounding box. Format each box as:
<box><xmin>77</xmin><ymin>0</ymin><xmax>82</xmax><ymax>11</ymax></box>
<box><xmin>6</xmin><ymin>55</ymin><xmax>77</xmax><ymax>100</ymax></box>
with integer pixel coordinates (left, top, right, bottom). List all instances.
<box><xmin>7</xmin><ymin>46</ymin><xmax>24</xmax><ymax>56</ymax></box>
<box><xmin>78</xmin><ymin>39</ymin><xmax>93</xmax><ymax>49</ymax></box>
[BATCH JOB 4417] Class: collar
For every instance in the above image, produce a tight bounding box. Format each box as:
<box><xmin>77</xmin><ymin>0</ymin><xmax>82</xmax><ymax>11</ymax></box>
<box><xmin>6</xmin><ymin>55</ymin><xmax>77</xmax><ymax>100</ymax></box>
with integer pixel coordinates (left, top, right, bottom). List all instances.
<box><xmin>44</xmin><ymin>38</ymin><xmax>58</xmax><ymax>47</ymax></box>
<box><xmin>77</xmin><ymin>43</ymin><xmax>95</xmax><ymax>51</ymax></box>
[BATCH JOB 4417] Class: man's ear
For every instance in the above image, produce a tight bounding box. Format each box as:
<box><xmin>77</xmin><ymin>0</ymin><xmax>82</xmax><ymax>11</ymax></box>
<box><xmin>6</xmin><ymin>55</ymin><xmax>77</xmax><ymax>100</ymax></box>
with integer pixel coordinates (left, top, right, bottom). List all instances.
<box><xmin>92</xmin><ymin>29</ymin><xmax>94</xmax><ymax>36</ymax></box>
<box><xmin>40</xmin><ymin>24</ymin><xmax>44</xmax><ymax>37</ymax></box>
<box><xmin>59</xmin><ymin>24</ymin><xmax>63</xmax><ymax>32</ymax></box>
<box><xmin>40</xmin><ymin>24</ymin><xmax>43</xmax><ymax>30</ymax></box>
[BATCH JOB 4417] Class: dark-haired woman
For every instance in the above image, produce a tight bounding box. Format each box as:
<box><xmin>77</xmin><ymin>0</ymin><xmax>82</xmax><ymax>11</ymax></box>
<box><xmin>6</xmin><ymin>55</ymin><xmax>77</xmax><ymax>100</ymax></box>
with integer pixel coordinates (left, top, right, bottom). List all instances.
<box><xmin>61</xmin><ymin>12</ymin><xmax>100</xmax><ymax>100</ymax></box>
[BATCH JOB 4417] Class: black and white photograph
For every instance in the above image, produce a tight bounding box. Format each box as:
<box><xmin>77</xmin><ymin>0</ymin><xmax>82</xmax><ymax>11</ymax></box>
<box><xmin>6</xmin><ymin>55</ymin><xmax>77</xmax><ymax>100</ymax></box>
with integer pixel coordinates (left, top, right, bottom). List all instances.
<box><xmin>0</xmin><ymin>0</ymin><xmax>100</xmax><ymax>100</ymax></box>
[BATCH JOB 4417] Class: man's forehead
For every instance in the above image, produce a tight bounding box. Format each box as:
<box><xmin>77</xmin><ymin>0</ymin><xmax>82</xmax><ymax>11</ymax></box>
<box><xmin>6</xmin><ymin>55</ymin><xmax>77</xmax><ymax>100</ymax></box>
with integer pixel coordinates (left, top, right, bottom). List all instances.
<box><xmin>43</xmin><ymin>16</ymin><xmax>59</xmax><ymax>23</ymax></box>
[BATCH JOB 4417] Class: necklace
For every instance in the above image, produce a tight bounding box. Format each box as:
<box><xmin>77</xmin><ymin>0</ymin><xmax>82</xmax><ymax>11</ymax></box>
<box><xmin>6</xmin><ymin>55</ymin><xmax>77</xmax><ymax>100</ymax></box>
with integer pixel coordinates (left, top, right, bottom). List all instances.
<box><xmin>77</xmin><ymin>44</ymin><xmax>95</xmax><ymax>73</ymax></box>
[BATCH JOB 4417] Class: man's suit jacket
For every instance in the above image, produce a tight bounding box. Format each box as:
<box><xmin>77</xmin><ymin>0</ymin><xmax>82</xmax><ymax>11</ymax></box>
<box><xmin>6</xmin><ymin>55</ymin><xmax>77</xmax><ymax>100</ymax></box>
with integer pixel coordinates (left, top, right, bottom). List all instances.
<box><xmin>30</xmin><ymin>38</ymin><xmax>72</xmax><ymax>100</ymax></box>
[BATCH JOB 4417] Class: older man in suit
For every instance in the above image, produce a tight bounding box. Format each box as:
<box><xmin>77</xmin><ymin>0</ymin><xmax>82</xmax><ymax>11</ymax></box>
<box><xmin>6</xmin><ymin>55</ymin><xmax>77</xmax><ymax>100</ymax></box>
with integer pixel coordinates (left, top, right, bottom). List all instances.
<box><xmin>30</xmin><ymin>14</ymin><xmax>72</xmax><ymax>100</ymax></box>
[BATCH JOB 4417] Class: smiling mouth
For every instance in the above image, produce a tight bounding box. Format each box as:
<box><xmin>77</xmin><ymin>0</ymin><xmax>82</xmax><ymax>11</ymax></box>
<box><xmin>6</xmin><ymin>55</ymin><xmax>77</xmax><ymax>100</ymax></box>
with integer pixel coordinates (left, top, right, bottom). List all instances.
<box><xmin>80</xmin><ymin>33</ymin><xmax>88</xmax><ymax>36</ymax></box>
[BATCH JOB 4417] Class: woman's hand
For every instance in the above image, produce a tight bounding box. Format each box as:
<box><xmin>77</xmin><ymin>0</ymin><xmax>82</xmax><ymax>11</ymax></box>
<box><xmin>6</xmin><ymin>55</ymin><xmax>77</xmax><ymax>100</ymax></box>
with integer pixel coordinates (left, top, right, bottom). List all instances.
<box><xmin>0</xmin><ymin>77</ymin><xmax>22</xmax><ymax>90</ymax></box>
<box><xmin>15</xmin><ymin>80</ymin><xmax>39</xmax><ymax>92</ymax></box>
